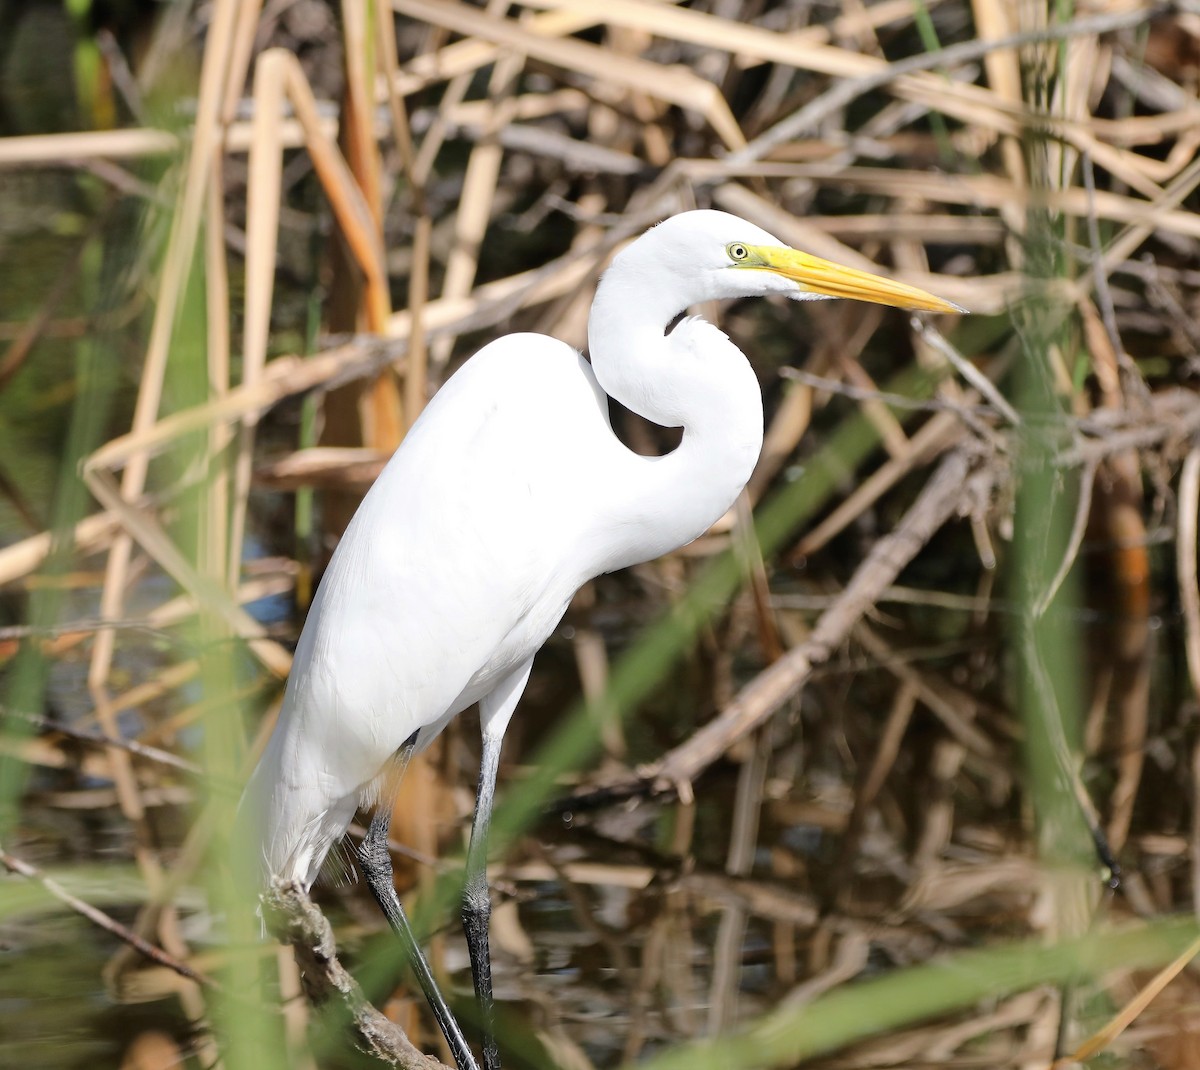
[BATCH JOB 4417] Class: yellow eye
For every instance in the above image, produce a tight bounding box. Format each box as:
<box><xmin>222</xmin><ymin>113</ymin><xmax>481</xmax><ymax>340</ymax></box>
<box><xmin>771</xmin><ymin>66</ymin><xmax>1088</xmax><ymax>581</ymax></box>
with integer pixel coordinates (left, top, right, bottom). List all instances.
<box><xmin>726</xmin><ymin>242</ymin><xmax>749</xmax><ymax>262</ymax></box>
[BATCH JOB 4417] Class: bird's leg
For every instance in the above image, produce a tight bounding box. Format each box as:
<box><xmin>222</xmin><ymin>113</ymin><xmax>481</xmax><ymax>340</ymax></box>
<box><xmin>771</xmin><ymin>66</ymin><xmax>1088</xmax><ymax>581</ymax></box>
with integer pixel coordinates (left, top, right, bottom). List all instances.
<box><xmin>463</xmin><ymin>732</ymin><xmax>503</xmax><ymax>1070</ymax></box>
<box><xmin>356</xmin><ymin>742</ymin><xmax>480</xmax><ymax>1070</ymax></box>
<box><xmin>464</xmin><ymin>658</ymin><xmax>531</xmax><ymax>1070</ymax></box>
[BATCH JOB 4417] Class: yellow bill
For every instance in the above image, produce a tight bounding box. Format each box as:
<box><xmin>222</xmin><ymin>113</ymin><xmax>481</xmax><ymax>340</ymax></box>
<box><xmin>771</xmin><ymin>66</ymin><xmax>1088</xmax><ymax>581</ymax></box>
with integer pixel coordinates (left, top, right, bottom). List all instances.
<box><xmin>749</xmin><ymin>245</ymin><xmax>965</xmax><ymax>314</ymax></box>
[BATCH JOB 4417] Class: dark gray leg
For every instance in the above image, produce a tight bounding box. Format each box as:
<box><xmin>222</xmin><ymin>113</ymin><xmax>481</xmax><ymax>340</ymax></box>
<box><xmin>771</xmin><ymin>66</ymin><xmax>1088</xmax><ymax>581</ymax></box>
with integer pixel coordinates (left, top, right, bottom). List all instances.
<box><xmin>462</xmin><ymin>734</ymin><xmax>503</xmax><ymax>1070</ymax></box>
<box><xmin>356</xmin><ymin>744</ymin><xmax>479</xmax><ymax>1070</ymax></box>
<box><xmin>465</xmin><ymin>659</ymin><xmax>531</xmax><ymax>1070</ymax></box>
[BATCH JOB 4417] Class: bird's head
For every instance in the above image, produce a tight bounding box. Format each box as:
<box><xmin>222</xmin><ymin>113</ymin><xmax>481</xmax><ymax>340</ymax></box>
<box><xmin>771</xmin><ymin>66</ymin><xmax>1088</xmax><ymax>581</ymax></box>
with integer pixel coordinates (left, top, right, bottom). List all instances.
<box><xmin>642</xmin><ymin>209</ymin><xmax>964</xmax><ymax>314</ymax></box>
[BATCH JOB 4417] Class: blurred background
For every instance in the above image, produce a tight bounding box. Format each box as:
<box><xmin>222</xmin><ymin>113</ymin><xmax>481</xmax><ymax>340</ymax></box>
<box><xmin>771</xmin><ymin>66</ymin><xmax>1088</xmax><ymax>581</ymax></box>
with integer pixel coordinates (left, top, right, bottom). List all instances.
<box><xmin>2</xmin><ymin>0</ymin><xmax>1200</xmax><ymax>1067</ymax></box>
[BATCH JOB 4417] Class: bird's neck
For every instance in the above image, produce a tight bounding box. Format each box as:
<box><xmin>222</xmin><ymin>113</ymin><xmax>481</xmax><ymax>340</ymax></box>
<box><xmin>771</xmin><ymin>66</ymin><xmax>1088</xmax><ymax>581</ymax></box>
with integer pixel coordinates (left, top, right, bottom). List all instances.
<box><xmin>587</xmin><ymin>270</ymin><xmax>764</xmax><ymax>572</ymax></box>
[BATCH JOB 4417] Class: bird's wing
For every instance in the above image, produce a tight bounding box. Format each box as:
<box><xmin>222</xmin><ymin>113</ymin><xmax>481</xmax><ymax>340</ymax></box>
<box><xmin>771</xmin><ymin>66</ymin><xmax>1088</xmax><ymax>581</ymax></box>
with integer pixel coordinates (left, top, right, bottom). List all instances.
<box><xmin>243</xmin><ymin>334</ymin><xmax>612</xmax><ymax>885</ymax></box>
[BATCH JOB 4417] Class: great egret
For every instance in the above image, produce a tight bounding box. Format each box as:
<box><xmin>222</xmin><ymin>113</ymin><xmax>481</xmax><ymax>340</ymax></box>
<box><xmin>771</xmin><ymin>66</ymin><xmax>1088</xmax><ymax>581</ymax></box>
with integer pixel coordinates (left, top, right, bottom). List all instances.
<box><xmin>239</xmin><ymin>209</ymin><xmax>960</xmax><ymax>1070</ymax></box>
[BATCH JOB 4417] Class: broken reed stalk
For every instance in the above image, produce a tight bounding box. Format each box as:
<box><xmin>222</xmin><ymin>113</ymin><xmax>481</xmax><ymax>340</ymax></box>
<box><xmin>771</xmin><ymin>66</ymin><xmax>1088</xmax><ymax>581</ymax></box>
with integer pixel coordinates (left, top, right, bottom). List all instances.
<box><xmin>263</xmin><ymin>882</ymin><xmax>450</xmax><ymax>1070</ymax></box>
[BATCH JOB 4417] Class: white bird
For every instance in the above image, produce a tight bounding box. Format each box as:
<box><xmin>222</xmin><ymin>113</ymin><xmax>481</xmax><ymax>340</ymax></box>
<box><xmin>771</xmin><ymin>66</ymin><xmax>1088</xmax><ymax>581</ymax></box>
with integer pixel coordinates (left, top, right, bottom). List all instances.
<box><xmin>238</xmin><ymin>209</ymin><xmax>960</xmax><ymax>1070</ymax></box>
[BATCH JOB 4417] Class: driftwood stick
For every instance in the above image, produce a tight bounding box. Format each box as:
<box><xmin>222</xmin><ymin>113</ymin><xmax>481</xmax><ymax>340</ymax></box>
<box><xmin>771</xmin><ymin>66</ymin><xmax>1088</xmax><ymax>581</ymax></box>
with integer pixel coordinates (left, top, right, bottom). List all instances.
<box><xmin>262</xmin><ymin>881</ymin><xmax>451</xmax><ymax>1070</ymax></box>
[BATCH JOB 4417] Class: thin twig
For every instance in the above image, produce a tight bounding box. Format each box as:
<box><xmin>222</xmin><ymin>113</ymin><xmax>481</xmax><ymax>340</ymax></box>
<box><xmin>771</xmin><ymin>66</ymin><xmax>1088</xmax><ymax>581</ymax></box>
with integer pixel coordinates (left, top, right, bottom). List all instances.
<box><xmin>911</xmin><ymin>318</ymin><xmax>1022</xmax><ymax>427</ymax></box>
<box><xmin>0</xmin><ymin>846</ymin><xmax>216</xmax><ymax>988</ymax></box>
<box><xmin>778</xmin><ymin>366</ymin><xmax>995</xmax><ymax>419</ymax></box>
<box><xmin>1032</xmin><ymin>458</ymin><xmax>1098</xmax><ymax>620</ymax></box>
<box><xmin>1</xmin><ymin>707</ymin><xmax>203</xmax><ymax>776</ymax></box>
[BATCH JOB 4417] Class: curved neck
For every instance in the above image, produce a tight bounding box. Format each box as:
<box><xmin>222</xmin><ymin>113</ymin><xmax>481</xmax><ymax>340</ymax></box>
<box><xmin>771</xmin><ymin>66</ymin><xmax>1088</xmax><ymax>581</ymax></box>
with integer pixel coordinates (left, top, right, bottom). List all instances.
<box><xmin>587</xmin><ymin>262</ymin><xmax>764</xmax><ymax>572</ymax></box>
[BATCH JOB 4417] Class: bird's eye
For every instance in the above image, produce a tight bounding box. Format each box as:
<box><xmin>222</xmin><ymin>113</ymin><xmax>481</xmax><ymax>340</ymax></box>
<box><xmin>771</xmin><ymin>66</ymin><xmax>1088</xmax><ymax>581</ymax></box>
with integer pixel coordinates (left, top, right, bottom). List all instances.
<box><xmin>727</xmin><ymin>242</ymin><xmax>749</xmax><ymax>262</ymax></box>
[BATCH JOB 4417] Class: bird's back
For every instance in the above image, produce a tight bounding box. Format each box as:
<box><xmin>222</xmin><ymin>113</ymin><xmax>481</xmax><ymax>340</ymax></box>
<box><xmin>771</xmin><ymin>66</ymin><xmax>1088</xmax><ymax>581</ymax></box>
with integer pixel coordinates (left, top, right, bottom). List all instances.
<box><xmin>239</xmin><ymin>335</ymin><xmax>613</xmax><ymax>887</ymax></box>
